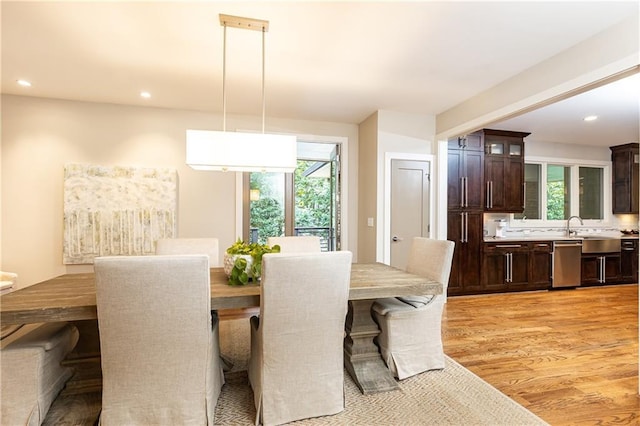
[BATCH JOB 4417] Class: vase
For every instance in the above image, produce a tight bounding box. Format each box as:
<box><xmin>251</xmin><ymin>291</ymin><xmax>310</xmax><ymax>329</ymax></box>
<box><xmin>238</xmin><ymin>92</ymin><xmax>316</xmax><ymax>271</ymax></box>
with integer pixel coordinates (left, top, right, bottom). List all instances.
<box><xmin>223</xmin><ymin>253</ymin><xmax>254</xmax><ymax>278</ymax></box>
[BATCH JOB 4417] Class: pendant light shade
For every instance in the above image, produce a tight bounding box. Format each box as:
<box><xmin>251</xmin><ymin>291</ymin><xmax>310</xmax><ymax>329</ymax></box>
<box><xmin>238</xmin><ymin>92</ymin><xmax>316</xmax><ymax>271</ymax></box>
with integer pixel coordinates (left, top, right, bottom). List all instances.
<box><xmin>186</xmin><ymin>14</ymin><xmax>297</xmax><ymax>173</ymax></box>
<box><xmin>186</xmin><ymin>130</ymin><xmax>297</xmax><ymax>173</ymax></box>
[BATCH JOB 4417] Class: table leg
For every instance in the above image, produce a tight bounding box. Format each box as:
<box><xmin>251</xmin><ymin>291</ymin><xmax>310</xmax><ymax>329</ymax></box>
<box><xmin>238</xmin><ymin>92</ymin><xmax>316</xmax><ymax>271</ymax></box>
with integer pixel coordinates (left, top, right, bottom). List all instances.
<box><xmin>343</xmin><ymin>299</ymin><xmax>400</xmax><ymax>394</ymax></box>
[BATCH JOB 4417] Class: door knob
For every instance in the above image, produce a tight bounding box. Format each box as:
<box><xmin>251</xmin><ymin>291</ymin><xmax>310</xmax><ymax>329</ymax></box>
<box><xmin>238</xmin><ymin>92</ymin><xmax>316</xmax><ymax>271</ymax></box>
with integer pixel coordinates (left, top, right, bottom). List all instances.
<box><xmin>392</xmin><ymin>236</ymin><xmax>403</xmax><ymax>242</ymax></box>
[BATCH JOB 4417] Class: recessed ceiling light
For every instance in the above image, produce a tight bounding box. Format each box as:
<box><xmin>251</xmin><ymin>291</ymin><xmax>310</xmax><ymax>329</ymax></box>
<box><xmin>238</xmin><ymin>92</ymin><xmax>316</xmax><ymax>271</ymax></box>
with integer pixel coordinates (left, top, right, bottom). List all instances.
<box><xmin>140</xmin><ymin>91</ymin><xmax>151</xmax><ymax>99</ymax></box>
<box><xmin>583</xmin><ymin>115</ymin><xmax>598</xmax><ymax>122</ymax></box>
<box><xmin>17</xmin><ymin>79</ymin><xmax>32</xmax><ymax>87</ymax></box>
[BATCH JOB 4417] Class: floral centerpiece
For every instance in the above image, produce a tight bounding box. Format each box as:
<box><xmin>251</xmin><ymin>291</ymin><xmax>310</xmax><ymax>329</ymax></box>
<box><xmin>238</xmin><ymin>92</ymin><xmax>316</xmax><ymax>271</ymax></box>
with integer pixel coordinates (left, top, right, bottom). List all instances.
<box><xmin>224</xmin><ymin>239</ymin><xmax>281</xmax><ymax>285</ymax></box>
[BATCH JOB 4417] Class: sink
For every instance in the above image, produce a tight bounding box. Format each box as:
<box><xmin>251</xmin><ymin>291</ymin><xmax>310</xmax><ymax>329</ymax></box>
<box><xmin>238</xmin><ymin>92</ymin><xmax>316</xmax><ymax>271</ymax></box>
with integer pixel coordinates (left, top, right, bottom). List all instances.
<box><xmin>579</xmin><ymin>237</ymin><xmax>621</xmax><ymax>253</ymax></box>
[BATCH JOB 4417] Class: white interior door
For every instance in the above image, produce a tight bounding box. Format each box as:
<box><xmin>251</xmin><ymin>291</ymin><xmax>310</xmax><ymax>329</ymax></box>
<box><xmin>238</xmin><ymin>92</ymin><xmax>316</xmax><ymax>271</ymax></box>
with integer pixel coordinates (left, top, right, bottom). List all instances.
<box><xmin>390</xmin><ymin>159</ymin><xmax>431</xmax><ymax>269</ymax></box>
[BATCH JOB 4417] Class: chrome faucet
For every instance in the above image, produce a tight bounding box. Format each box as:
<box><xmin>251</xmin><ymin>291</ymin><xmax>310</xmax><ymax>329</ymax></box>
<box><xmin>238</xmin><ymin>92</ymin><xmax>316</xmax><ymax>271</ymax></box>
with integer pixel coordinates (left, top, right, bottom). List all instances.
<box><xmin>566</xmin><ymin>216</ymin><xmax>583</xmax><ymax>237</ymax></box>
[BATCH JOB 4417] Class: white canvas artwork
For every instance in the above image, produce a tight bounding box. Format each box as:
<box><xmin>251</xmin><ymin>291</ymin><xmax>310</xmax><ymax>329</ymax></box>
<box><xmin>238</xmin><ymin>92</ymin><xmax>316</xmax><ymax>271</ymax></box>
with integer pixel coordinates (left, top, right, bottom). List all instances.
<box><xmin>63</xmin><ymin>164</ymin><xmax>177</xmax><ymax>264</ymax></box>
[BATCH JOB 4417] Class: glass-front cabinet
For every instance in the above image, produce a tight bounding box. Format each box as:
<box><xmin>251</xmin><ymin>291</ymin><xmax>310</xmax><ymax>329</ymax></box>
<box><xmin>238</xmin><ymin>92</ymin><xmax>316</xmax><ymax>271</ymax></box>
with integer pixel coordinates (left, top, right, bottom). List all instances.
<box><xmin>483</xmin><ymin>129</ymin><xmax>529</xmax><ymax>213</ymax></box>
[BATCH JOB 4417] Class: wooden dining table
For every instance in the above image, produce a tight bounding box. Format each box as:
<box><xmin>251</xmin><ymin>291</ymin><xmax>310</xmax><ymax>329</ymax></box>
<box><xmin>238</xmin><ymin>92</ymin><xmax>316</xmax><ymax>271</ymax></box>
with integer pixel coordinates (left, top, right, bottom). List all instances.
<box><xmin>0</xmin><ymin>263</ymin><xmax>441</xmax><ymax>394</ymax></box>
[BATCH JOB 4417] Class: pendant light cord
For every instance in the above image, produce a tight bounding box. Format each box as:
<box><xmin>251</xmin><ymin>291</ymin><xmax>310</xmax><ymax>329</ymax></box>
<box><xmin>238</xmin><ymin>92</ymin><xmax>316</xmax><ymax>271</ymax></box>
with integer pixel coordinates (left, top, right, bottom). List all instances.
<box><xmin>220</xmin><ymin>15</ymin><xmax>268</xmax><ymax>135</ymax></box>
<box><xmin>262</xmin><ymin>27</ymin><xmax>266</xmax><ymax>134</ymax></box>
<box><xmin>222</xmin><ymin>24</ymin><xmax>227</xmax><ymax>132</ymax></box>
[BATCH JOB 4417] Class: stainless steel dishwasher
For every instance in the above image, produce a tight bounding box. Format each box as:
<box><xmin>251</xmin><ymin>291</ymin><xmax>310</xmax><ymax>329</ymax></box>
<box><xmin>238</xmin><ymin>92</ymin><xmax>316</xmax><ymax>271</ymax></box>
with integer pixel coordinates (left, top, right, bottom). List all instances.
<box><xmin>552</xmin><ymin>240</ymin><xmax>583</xmax><ymax>288</ymax></box>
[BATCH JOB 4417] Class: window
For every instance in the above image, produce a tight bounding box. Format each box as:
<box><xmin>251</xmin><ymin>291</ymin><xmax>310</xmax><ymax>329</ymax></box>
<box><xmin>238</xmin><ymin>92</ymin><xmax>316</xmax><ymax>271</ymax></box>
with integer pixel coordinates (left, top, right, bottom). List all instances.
<box><xmin>546</xmin><ymin>165</ymin><xmax>570</xmax><ymax>220</ymax></box>
<box><xmin>579</xmin><ymin>167</ymin><xmax>603</xmax><ymax>219</ymax></box>
<box><xmin>243</xmin><ymin>141</ymin><xmax>341</xmax><ymax>251</ymax></box>
<box><xmin>513</xmin><ymin>158</ymin><xmax>609</xmax><ymax>224</ymax></box>
<box><xmin>520</xmin><ymin>164</ymin><xmax>541</xmax><ymax>219</ymax></box>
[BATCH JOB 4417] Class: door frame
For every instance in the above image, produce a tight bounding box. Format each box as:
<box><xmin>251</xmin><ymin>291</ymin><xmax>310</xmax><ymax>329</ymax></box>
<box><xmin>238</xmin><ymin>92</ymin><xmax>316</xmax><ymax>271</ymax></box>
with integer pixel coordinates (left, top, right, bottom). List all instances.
<box><xmin>382</xmin><ymin>152</ymin><xmax>435</xmax><ymax>265</ymax></box>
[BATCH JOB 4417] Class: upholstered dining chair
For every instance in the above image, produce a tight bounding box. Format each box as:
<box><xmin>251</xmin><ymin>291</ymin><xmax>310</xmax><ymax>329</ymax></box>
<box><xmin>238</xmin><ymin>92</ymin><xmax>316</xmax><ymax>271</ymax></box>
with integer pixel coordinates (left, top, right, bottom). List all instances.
<box><xmin>248</xmin><ymin>251</ymin><xmax>352</xmax><ymax>426</ymax></box>
<box><xmin>1</xmin><ymin>322</ymin><xmax>79</xmax><ymax>426</ymax></box>
<box><xmin>266</xmin><ymin>235</ymin><xmax>321</xmax><ymax>253</ymax></box>
<box><xmin>94</xmin><ymin>255</ymin><xmax>224</xmax><ymax>425</ymax></box>
<box><xmin>154</xmin><ymin>237</ymin><xmax>235</xmax><ymax>371</ymax></box>
<box><xmin>155</xmin><ymin>237</ymin><xmax>220</xmax><ymax>266</ymax></box>
<box><xmin>372</xmin><ymin>237</ymin><xmax>455</xmax><ymax>380</ymax></box>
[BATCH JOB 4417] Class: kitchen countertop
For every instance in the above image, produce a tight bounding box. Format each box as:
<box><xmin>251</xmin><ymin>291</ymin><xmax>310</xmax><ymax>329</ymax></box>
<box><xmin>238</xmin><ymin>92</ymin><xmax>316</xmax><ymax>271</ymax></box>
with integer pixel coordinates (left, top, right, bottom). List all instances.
<box><xmin>484</xmin><ymin>234</ymin><xmax>638</xmax><ymax>242</ymax></box>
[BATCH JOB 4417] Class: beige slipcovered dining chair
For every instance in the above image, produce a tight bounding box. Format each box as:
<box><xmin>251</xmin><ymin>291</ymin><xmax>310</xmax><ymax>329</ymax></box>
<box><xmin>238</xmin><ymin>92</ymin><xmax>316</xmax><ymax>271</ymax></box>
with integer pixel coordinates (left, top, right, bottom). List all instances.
<box><xmin>154</xmin><ymin>237</ymin><xmax>234</xmax><ymax>370</ymax></box>
<box><xmin>249</xmin><ymin>251</ymin><xmax>352</xmax><ymax>426</ymax></box>
<box><xmin>372</xmin><ymin>237</ymin><xmax>455</xmax><ymax>380</ymax></box>
<box><xmin>1</xmin><ymin>322</ymin><xmax>79</xmax><ymax>426</ymax></box>
<box><xmin>155</xmin><ymin>237</ymin><xmax>220</xmax><ymax>266</ymax></box>
<box><xmin>94</xmin><ymin>255</ymin><xmax>224</xmax><ymax>425</ymax></box>
<box><xmin>266</xmin><ymin>236</ymin><xmax>321</xmax><ymax>253</ymax></box>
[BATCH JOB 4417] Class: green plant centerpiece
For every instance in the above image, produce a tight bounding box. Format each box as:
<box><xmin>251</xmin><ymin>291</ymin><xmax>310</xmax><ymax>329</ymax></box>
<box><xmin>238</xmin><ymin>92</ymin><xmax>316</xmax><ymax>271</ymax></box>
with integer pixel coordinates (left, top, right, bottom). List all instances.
<box><xmin>224</xmin><ymin>239</ymin><xmax>281</xmax><ymax>286</ymax></box>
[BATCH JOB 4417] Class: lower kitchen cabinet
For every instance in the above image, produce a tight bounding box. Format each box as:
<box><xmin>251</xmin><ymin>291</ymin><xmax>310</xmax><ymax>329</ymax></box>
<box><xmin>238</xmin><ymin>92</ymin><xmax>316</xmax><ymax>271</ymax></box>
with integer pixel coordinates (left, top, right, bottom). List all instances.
<box><xmin>620</xmin><ymin>238</ymin><xmax>638</xmax><ymax>283</ymax></box>
<box><xmin>581</xmin><ymin>253</ymin><xmax>621</xmax><ymax>286</ymax></box>
<box><xmin>481</xmin><ymin>241</ymin><xmax>552</xmax><ymax>293</ymax></box>
<box><xmin>529</xmin><ymin>242</ymin><xmax>553</xmax><ymax>289</ymax></box>
<box><xmin>482</xmin><ymin>242</ymin><xmax>530</xmax><ymax>292</ymax></box>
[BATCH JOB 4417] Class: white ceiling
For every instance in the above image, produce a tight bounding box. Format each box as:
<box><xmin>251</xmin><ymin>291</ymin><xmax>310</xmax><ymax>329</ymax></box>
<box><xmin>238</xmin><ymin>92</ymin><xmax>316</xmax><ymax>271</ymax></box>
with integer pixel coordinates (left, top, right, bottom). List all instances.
<box><xmin>2</xmin><ymin>1</ymin><xmax>638</xmax><ymax>147</ymax></box>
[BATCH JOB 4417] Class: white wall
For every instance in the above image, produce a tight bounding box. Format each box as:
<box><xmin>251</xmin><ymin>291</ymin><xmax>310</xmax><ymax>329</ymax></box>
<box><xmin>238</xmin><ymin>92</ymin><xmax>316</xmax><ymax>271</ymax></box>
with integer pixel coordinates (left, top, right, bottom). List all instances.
<box><xmin>1</xmin><ymin>95</ymin><xmax>359</xmax><ymax>288</ymax></box>
<box><xmin>525</xmin><ymin>139</ymin><xmax>611</xmax><ymax>160</ymax></box>
<box><xmin>437</xmin><ymin>13</ymin><xmax>639</xmax><ymax>138</ymax></box>
<box><xmin>357</xmin><ymin>111</ymin><xmax>440</xmax><ymax>264</ymax></box>
<box><xmin>357</xmin><ymin>112</ymin><xmax>379</xmax><ymax>263</ymax></box>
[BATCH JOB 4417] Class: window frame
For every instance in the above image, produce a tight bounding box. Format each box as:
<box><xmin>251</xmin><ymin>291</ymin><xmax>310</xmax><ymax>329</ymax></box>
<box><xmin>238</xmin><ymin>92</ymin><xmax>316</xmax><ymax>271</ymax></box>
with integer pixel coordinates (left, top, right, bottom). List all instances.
<box><xmin>510</xmin><ymin>156</ymin><xmax>611</xmax><ymax>228</ymax></box>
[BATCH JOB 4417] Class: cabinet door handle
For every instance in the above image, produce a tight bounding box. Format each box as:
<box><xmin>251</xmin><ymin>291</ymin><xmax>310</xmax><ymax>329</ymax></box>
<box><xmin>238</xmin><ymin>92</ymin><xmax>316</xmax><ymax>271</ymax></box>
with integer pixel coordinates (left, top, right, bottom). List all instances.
<box><xmin>460</xmin><ymin>177</ymin><xmax>465</xmax><ymax>208</ymax></box>
<box><xmin>504</xmin><ymin>252</ymin><xmax>511</xmax><ymax>283</ymax></box>
<box><xmin>460</xmin><ymin>212</ymin><xmax>465</xmax><ymax>243</ymax></box>
<box><xmin>464</xmin><ymin>212</ymin><xmax>468</xmax><ymax>243</ymax></box>
<box><xmin>486</xmin><ymin>181</ymin><xmax>490</xmax><ymax>209</ymax></box>
<box><xmin>509</xmin><ymin>252</ymin><xmax>513</xmax><ymax>283</ymax></box>
<box><xmin>464</xmin><ymin>177</ymin><xmax>468</xmax><ymax>208</ymax></box>
<box><xmin>496</xmin><ymin>244</ymin><xmax>521</xmax><ymax>248</ymax></box>
<box><xmin>490</xmin><ymin>181</ymin><xmax>493</xmax><ymax>209</ymax></box>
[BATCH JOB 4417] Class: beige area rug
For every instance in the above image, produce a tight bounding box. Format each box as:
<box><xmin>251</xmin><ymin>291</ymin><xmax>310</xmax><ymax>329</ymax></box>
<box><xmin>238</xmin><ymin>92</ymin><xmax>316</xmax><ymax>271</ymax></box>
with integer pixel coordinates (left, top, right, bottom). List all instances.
<box><xmin>217</xmin><ymin>318</ymin><xmax>549</xmax><ymax>426</ymax></box>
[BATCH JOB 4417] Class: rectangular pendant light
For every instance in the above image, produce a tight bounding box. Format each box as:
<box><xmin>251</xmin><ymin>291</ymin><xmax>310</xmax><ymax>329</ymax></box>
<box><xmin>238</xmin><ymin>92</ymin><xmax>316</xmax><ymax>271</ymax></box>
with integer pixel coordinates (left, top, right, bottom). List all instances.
<box><xmin>186</xmin><ymin>130</ymin><xmax>297</xmax><ymax>173</ymax></box>
<box><xmin>186</xmin><ymin>14</ymin><xmax>297</xmax><ymax>173</ymax></box>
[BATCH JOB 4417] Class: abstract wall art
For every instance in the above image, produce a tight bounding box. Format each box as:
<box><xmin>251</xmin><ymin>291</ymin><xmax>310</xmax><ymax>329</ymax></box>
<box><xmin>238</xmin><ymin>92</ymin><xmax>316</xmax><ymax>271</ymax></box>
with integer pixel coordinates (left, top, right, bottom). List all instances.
<box><xmin>63</xmin><ymin>164</ymin><xmax>177</xmax><ymax>264</ymax></box>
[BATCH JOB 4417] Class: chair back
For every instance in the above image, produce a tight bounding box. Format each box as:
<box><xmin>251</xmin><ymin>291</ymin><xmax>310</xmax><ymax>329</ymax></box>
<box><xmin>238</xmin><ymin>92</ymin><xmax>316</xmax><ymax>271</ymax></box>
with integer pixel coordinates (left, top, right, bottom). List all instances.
<box><xmin>406</xmin><ymin>238</ymin><xmax>455</xmax><ymax>290</ymax></box>
<box><xmin>253</xmin><ymin>251</ymin><xmax>352</xmax><ymax>424</ymax></box>
<box><xmin>266</xmin><ymin>236</ymin><xmax>321</xmax><ymax>253</ymax></box>
<box><xmin>155</xmin><ymin>237</ymin><xmax>220</xmax><ymax>266</ymax></box>
<box><xmin>94</xmin><ymin>255</ymin><xmax>219</xmax><ymax>424</ymax></box>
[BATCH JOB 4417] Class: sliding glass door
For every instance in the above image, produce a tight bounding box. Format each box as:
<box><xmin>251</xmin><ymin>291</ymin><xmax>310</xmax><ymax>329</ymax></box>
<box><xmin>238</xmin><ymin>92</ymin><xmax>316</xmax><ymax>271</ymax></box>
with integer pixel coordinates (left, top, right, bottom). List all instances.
<box><xmin>243</xmin><ymin>141</ymin><xmax>341</xmax><ymax>251</ymax></box>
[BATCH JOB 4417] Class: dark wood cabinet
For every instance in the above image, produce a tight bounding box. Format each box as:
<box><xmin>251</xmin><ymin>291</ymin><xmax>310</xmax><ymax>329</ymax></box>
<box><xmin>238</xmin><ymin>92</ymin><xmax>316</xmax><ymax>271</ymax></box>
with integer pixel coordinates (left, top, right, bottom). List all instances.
<box><xmin>529</xmin><ymin>242</ymin><xmax>553</xmax><ymax>289</ymax></box>
<box><xmin>620</xmin><ymin>239</ymin><xmax>638</xmax><ymax>283</ymax></box>
<box><xmin>447</xmin><ymin>134</ymin><xmax>484</xmax><ymax>210</ymax></box>
<box><xmin>482</xmin><ymin>242</ymin><xmax>529</xmax><ymax>292</ymax></box>
<box><xmin>482</xmin><ymin>129</ymin><xmax>529</xmax><ymax>213</ymax></box>
<box><xmin>447</xmin><ymin>129</ymin><xmax>532</xmax><ymax>296</ymax></box>
<box><xmin>447</xmin><ymin>133</ymin><xmax>484</xmax><ymax>297</ymax></box>
<box><xmin>447</xmin><ymin>211</ymin><xmax>483</xmax><ymax>296</ymax></box>
<box><xmin>581</xmin><ymin>253</ymin><xmax>621</xmax><ymax>286</ymax></box>
<box><xmin>481</xmin><ymin>241</ymin><xmax>551</xmax><ymax>293</ymax></box>
<box><xmin>610</xmin><ymin>143</ymin><xmax>639</xmax><ymax>214</ymax></box>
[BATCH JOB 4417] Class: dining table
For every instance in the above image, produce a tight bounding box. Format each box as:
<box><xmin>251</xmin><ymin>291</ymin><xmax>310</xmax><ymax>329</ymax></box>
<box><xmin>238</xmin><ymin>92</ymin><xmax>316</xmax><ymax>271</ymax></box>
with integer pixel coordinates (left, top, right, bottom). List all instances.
<box><xmin>0</xmin><ymin>263</ymin><xmax>441</xmax><ymax>394</ymax></box>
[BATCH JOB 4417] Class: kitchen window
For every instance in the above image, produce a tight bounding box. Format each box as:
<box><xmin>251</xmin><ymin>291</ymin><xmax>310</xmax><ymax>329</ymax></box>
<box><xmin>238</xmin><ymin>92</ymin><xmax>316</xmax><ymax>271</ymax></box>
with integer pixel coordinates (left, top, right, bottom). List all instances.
<box><xmin>513</xmin><ymin>158</ymin><xmax>609</xmax><ymax>224</ymax></box>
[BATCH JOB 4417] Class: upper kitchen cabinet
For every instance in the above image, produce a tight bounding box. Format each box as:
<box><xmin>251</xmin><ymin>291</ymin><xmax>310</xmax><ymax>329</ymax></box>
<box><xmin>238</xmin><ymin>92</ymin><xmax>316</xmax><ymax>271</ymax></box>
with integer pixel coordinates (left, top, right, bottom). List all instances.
<box><xmin>610</xmin><ymin>143</ymin><xmax>639</xmax><ymax>214</ymax></box>
<box><xmin>482</xmin><ymin>129</ymin><xmax>530</xmax><ymax>213</ymax></box>
<box><xmin>447</xmin><ymin>133</ymin><xmax>484</xmax><ymax>210</ymax></box>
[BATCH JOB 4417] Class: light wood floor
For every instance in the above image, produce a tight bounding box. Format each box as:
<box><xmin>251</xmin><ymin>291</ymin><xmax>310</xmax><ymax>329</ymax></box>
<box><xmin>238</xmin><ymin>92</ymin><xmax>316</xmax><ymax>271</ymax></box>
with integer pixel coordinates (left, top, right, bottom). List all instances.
<box><xmin>43</xmin><ymin>284</ymin><xmax>638</xmax><ymax>425</ymax></box>
<box><xmin>442</xmin><ymin>284</ymin><xmax>639</xmax><ymax>426</ymax></box>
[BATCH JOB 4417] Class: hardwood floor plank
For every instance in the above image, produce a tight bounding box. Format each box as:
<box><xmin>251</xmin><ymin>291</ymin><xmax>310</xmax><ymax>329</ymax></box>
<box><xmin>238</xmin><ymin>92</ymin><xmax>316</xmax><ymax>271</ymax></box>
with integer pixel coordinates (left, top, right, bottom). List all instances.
<box><xmin>443</xmin><ymin>284</ymin><xmax>639</xmax><ymax>426</ymax></box>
